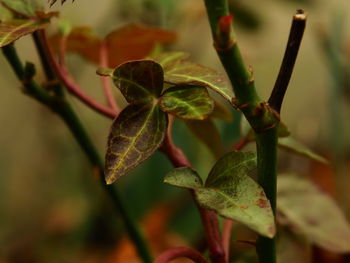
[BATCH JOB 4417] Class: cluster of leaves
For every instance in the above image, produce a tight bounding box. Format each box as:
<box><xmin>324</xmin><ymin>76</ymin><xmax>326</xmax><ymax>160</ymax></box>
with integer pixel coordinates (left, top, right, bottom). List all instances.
<box><xmin>97</xmin><ymin>51</ymin><xmax>233</xmax><ymax>184</ymax></box>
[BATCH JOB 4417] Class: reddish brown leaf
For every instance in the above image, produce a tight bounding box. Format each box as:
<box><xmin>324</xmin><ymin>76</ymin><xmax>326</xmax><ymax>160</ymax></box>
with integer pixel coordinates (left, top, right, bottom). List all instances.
<box><xmin>105</xmin><ymin>23</ymin><xmax>177</xmax><ymax>67</ymax></box>
<box><xmin>48</xmin><ymin>26</ymin><xmax>102</xmax><ymax>63</ymax></box>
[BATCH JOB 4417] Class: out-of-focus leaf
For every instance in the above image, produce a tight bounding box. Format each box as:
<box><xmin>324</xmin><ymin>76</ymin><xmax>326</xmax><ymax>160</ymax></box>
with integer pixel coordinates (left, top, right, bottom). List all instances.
<box><xmin>164</xmin><ymin>151</ymin><xmax>276</xmax><ymax>238</ymax></box>
<box><xmin>185</xmin><ymin>119</ymin><xmax>223</xmax><ymax>159</ymax></box>
<box><xmin>277</xmin><ymin>228</ymin><xmax>311</xmax><ymax>263</ymax></box>
<box><xmin>49</xmin><ymin>23</ymin><xmax>176</xmax><ymax>67</ymax></box>
<box><xmin>105</xmin><ymin>24</ymin><xmax>177</xmax><ymax>67</ymax></box>
<box><xmin>48</xmin><ymin>26</ymin><xmax>102</xmax><ymax>64</ymax></box>
<box><xmin>277</xmin><ymin>175</ymin><xmax>350</xmax><ymax>253</ymax></box>
<box><xmin>105</xmin><ymin>103</ymin><xmax>167</xmax><ymax>184</ymax></box>
<box><xmin>110</xmin><ymin>60</ymin><xmax>164</xmax><ymax>103</ymax></box>
<box><xmin>151</xmin><ymin>51</ymin><xmax>234</xmax><ymax>104</ymax></box>
<box><xmin>0</xmin><ymin>19</ymin><xmax>49</xmax><ymax>47</ymax></box>
<box><xmin>278</xmin><ymin>137</ymin><xmax>328</xmax><ymax>164</ymax></box>
<box><xmin>159</xmin><ymin>85</ymin><xmax>214</xmax><ymax>120</ymax></box>
<box><xmin>1</xmin><ymin>0</ymin><xmax>41</xmax><ymax>17</ymax></box>
<box><xmin>164</xmin><ymin>167</ymin><xmax>203</xmax><ymax>189</ymax></box>
<box><xmin>210</xmin><ymin>97</ymin><xmax>233</xmax><ymax>122</ymax></box>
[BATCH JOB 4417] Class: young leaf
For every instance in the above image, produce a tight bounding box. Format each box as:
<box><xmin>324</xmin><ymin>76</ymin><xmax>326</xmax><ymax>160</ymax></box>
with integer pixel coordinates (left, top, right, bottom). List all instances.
<box><xmin>277</xmin><ymin>175</ymin><xmax>350</xmax><ymax>253</ymax></box>
<box><xmin>111</xmin><ymin>60</ymin><xmax>164</xmax><ymax>103</ymax></box>
<box><xmin>151</xmin><ymin>52</ymin><xmax>234</xmax><ymax>104</ymax></box>
<box><xmin>0</xmin><ymin>19</ymin><xmax>49</xmax><ymax>48</ymax></box>
<box><xmin>105</xmin><ymin>24</ymin><xmax>177</xmax><ymax>68</ymax></box>
<box><xmin>48</xmin><ymin>26</ymin><xmax>102</xmax><ymax>64</ymax></box>
<box><xmin>278</xmin><ymin>137</ymin><xmax>328</xmax><ymax>164</ymax></box>
<box><xmin>197</xmin><ymin>151</ymin><xmax>275</xmax><ymax>238</ymax></box>
<box><xmin>185</xmin><ymin>119</ymin><xmax>224</xmax><ymax>159</ymax></box>
<box><xmin>105</xmin><ymin>103</ymin><xmax>167</xmax><ymax>184</ymax></box>
<box><xmin>164</xmin><ymin>167</ymin><xmax>203</xmax><ymax>189</ymax></box>
<box><xmin>159</xmin><ymin>85</ymin><xmax>214</xmax><ymax>120</ymax></box>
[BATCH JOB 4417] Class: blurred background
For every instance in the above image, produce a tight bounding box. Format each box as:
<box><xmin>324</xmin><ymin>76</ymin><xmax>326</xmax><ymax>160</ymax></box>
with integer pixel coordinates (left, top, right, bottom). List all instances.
<box><xmin>1</xmin><ymin>0</ymin><xmax>350</xmax><ymax>262</ymax></box>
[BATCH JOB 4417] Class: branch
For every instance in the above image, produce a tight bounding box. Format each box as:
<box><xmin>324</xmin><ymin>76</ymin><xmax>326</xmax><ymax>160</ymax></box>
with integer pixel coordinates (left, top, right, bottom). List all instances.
<box><xmin>268</xmin><ymin>10</ymin><xmax>307</xmax><ymax>113</ymax></box>
<box><xmin>1</xmin><ymin>44</ymin><xmax>152</xmax><ymax>263</ymax></box>
<box><xmin>154</xmin><ymin>247</ymin><xmax>208</xmax><ymax>263</ymax></box>
<box><xmin>38</xmin><ymin>30</ymin><xmax>117</xmax><ymax>118</ymax></box>
<box><xmin>99</xmin><ymin>41</ymin><xmax>120</xmax><ymax>113</ymax></box>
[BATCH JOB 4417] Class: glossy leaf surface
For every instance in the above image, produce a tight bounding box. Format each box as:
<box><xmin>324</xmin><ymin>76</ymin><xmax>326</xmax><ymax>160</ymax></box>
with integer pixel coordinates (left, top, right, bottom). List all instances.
<box><xmin>105</xmin><ymin>103</ymin><xmax>167</xmax><ymax>184</ymax></box>
<box><xmin>277</xmin><ymin>175</ymin><xmax>350</xmax><ymax>253</ymax></box>
<box><xmin>152</xmin><ymin>52</ymin><xmax>234</xmax><ymax>104</ymax></box>
<box><xmin>159</xmin><ymin>85</ymin><xmax>214</xmax><ymax>120</ymax></box>
<box><xmin>110</xmin><ymin>60</ymin><xmax>164</xmax><ymax>103</ymax></box>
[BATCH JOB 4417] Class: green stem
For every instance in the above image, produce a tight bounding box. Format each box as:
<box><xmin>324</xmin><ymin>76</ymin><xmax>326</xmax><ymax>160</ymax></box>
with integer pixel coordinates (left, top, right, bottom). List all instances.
<box><xmin>1</xmin><ymin>44</ymin><xmax>153</xmax><ymax>263</ymax></box>
<box><xmin>203</xmin><ymin>1</ymin><xmax>280</xmax><ymax>262</ymax></box>
<box><xmin>255</xmin><ymin>128</ymin><xmax>278</xmax><ymax>263</ymax></box>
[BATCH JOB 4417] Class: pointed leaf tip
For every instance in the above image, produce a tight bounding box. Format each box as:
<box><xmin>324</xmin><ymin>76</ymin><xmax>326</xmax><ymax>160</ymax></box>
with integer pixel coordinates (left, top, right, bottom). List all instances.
<box><xmin>199</xmin><ymin>151</ymin><xmax>276</xmax><ymax>238</ymax></box>
<box><xmin>105</xmin><ymin>103</ymin><xmax>167</xmax><ymax>184</ymax></box>
<box><xmin>96</xmin><ymin>67</ymin><xmax>114</xmax><ymax>77</ymax></box>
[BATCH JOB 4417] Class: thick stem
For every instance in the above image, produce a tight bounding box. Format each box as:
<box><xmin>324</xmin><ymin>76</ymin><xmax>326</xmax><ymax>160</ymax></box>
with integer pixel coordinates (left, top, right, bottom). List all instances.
<box><xmin>202</xmin><ymin>2</ymin><xmax>285</xmax><ymax>263</ymax></box>
<box><xmin>154</xmin><ymin>247</ymin><xmax>208</xmax><ymax>263</ymax></box>
<box><xmin>2</xmin><ymin>44</ymin><xmax>152</xmax><ymax>263</ymax></box>
<box><xmin>255</xmin><ymin>127</ymin><xmax>278</xmax><ymax>263</ymax></box>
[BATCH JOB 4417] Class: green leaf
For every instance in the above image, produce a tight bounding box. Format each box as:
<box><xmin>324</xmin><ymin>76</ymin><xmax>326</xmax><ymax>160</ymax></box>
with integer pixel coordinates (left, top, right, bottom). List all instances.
<box><xmin>0</xmin><ymin>0</ymin><xmax>41</xmax><ymax>17</ymax></box>
<box><xmin>164</xmin><ymin>151</ymin><xmax>275</xmax><ymax>237</ymax></box>
<box><xmin>199</xmin><ymin>151</ymin><xmax>275</xmax><ymax>237</ymax></box>
<box><xmin>0</xmin><ymin>19</ymin><xmax>49</xmax><ymax>48</ymax></box>
<box><xmin>151</xmin><ymin>52</ymin><xmax>235</xmax><ymax>104</ymax></box>
<box><xmin>164</xmin><ymin>167</ymin><xmax>203</xmax><ymax>189</ymax></box>
<box><xmin>185</xmin><ymin>118</ymin><xmax>224</xmax><ymax>159</ymax></box>
<box><xmin>105</xmin><ymin>103</ymin><xmax>167</xmax><ymax>184</ymax></box>
<box><xmin>150</xmin><ymin>51</ymin><xmax>189</xmax><ymax>69</ymax></box>
<box><xmin>277</xmin><ymin>175</ymin><xmax>350</xmax><ymax>253</ymax></box>
<box><xmin>159</xmin><ymin>85</ymin><xmax>214</xmax><ymax>120</ymax></box>
<box><xmin>278</xmin><ymin>137</ymin><xmax>328</xmax><ymax>164</ymax></box>
<box><xmin>110</xmin><ymin>60</ymin><xmax>164</xmax><ymax>103</ymax></box>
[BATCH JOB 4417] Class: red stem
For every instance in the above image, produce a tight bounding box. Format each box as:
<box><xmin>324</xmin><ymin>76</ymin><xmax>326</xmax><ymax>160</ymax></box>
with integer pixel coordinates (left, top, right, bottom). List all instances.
<box><xmin>154</xmin><ymin>247</ymin><xmax>208</xmax><ymax>263</ymax></box>
<box><xmin>99</xmin><ymin>41</ymin><xmax>120</xmax><ymax>113</ymax></box>
<box><xmin>160</xmin><ymin>116</ymin><xmax>226</xmax><ymax>263</ymax></box>
<box><xmin>39</xmin><ymin>30</ymin><xmax>117</xmax><ymax>119</ymax></box>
